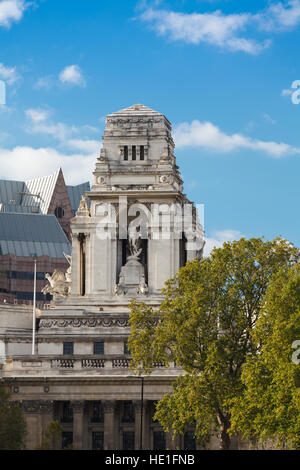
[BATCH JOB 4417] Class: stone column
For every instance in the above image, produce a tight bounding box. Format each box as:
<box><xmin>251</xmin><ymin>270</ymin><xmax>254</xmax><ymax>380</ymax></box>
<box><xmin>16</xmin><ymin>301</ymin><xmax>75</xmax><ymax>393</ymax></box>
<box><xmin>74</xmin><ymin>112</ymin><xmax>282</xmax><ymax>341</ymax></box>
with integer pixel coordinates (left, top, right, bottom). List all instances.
<box><xmin>133</xmin><ymin>399</ymin><xmax>149</xmax><ymax>450</ymax></box>
<box><xmin>21</xmin><ymin>401</ymin><xmax>43</xmax><ymax>450</ymax></box>
<box><xmin>40</xmin><ymin>401</ymin><xmax>55</xmax><ymax>446</ymax></box>
<box><xmin>103</xmin><ymin>400</ymin><xmax>116</xmax><ymax>450</ymax></box>
<box><xmin>71</xmin><ymin>401</ymin><xmax>86</xmax><ymax>450</ymax></box>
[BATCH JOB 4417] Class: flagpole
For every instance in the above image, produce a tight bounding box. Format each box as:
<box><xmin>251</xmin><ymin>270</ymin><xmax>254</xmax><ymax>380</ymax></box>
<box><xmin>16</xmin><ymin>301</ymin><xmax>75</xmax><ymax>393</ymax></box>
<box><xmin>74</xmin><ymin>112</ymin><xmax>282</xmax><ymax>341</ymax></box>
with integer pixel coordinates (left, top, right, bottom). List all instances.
<box><xmin>32</xmin><ymin>260</ymin><xmax>37</xmax><ymax>355</ymax></box>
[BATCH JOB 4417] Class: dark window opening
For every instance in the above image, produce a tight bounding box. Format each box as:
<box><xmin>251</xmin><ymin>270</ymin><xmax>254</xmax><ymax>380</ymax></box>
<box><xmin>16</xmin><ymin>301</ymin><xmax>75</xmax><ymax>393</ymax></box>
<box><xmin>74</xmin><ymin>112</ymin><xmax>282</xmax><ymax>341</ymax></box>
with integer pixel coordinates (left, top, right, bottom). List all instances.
<box><xmin>91</xmin><ymin>401</ymin><xmax>104</xmax><ymax>423</ymax></box>
<box><xmin>92</xmin><ymin>432</ymin><xmax>104</xmax><ymax>450</ymax></box>
<box><xmin>61</xmin><ymin>402</ymin><xmax>73</xmax><ymax>424</ymax></box>
<box><xmin>141</xmin><ymin>239</ymin><xmax>148</xmax><ymax>283</ymax></box>
<box><xmin>63</xmin><ymin>342</ymin><xmax>74</xmax><ymax>355</ymax></box>
<box><xmin>121</xmin><ymin>401</ymin><xmax>135</xmax><ymax>423</ymax></box>
<box><xmin>132</xmin><ymin>146</ymin><xmax>136</xmax><ymax>161</ymax></box>
<box><xmin>140</xmin><ymin>146</ymin><xmax>144</xmax><ymax>160</ymax></box>
<box><xmin>123</xmin><ymin>431</ymin><xmax>135</xmax><ymax>450</ymax></box>
<box><xmin>124</xmin><ymin>340</ymin><xmax>130</xmax><ymax>355</ymax></box>
<box><xmin>78</xmin><ymin>233</ymin><xmax>86</xmax><ymax>296</ymax></box>
<box><xmin>184</xmin><ymin>431</ymin><xmax>196</xmax><ymax>450</ymax></box>
<box><xmin>94</xmin><ymin>342</ymin><xmax>104</xmax><ymax>355</ymax></box>
<box><xmin>122</xmin><ymin>239</ymin><xmax>128</xmax><ymax>266</ymax></box>
<box><xmin>62</xmin><ymin>432</ymin><xmax>73</xmax><ymax>449</ymax></box>
<box><xmin>153</xmin><ymin>431</ymin><xmax>166</xmax><ymax>450</ymax></box>
<box><xmin>55</xmin><ymin>207</ymin><xmax>64</xmax><ymax>219</ymax></box>
<box><xmin>124</xmin><ymin>146</ymin><xmax>128</xmax><ymax>161</ymax></box>
<box><xmin>179</xmin><ymin>233</ymin><xmax>187</xmax><ymax>268</ymax></box>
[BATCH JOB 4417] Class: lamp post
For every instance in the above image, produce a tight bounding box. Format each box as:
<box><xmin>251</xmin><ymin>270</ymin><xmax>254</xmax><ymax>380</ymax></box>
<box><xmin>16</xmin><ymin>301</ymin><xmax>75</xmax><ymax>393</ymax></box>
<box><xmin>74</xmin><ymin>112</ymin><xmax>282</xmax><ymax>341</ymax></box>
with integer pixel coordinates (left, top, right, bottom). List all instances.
<box><xmin>126</xmin><ymin>375</ymin><xmax>145</xmax><ymax>450</ymax></box>
<box><xmin>32</xmin><ymin>259</ymin><xmax>37</xmax><ymax>355</ymax></box>
<box><xmin>139</xmin><ymin>376</ymin><xmax>144</xmax><ymax>450</ymax></box>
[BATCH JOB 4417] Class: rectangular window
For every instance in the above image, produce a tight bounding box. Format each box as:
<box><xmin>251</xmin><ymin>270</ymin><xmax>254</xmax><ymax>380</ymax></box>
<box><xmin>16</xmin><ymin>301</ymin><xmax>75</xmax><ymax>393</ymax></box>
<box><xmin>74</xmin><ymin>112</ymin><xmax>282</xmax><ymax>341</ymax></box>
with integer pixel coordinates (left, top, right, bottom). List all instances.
<box><xmin>63</xmin><ymin>342</ymin><xmax>74</xmax><ymax>355</ymax></box>
<box><xmin>122</xmin><ymin>401</ymin><xmax>135</xmax><ymax>423</ymax></box>
<box><xmin>94</xmin><ymin>342</ymin><xmax>104</xmax><ymax>355</ymax></box>
<box><xmin>123</xmin><ymin>431</ymin><xmax>135</xmax><ymax>450</ymax></box>
<box><xmin>184</xmin><ymin>431</ymin><xmax>196</xmax><ymax>450</ymax></box>
<box><xmin>62</xmin><ymin>432</ymin><xmax>73</xmax><ymax>449</ymax></box>
<box><xmin>124</xmin><ymin>146</ymin><xmax>128</xmax><ymax>161</ymax></box>
<box><xmin>124</xmin><ymin>340</ymin><xmax>130</xmax><ymax>355</ymax></box>
<box><xmin>92</xmin><ymin>432</ymin><xmax>104</xmax><ymax>450</ymax></box>
<box><xmin>91</xmin><ymin>401</ymin><xmax>104</xmax><ymax>423</ymax></box>
<box><xmin>140</xmin><ymin>146</ymin><xmax>144</xmax><ymax>160</ymax></box>
<box><xmin>132</xmin><ymin>146</ymin><xmax>136</xmax><ymax>161</ymax></box>
<box><xmin>153</xmin><ymin>431</ymin><xmax>166</xmax><ymax>450</ymax></box>
<box><xmin>61</xmin><ymin>402</ymin><xmax>73</xmax><ymax>424</ymax></box>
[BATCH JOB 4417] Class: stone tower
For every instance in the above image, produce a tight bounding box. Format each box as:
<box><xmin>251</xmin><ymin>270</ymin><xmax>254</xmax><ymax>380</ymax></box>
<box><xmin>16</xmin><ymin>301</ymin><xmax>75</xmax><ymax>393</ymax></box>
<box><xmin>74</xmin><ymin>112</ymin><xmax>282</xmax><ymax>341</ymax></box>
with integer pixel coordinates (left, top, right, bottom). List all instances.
<box><xmin>0</xmin><ymin>105</ymin><xmax>205</xmax><ymax>451</ymax></box>
<box><xmin>69</xmin><ymin>104</ymin><xmax>204</xmax><ymax>303</ymax></box>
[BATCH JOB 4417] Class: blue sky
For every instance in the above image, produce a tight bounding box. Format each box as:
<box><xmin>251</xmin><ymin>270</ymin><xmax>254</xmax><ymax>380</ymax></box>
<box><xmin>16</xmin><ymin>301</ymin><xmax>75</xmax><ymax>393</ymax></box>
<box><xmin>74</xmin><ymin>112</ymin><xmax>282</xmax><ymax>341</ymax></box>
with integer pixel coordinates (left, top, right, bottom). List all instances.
<box><xmin>0</xmin><ymin>0</ymin><xmax>300</xmax><ymax>253</ymax></box>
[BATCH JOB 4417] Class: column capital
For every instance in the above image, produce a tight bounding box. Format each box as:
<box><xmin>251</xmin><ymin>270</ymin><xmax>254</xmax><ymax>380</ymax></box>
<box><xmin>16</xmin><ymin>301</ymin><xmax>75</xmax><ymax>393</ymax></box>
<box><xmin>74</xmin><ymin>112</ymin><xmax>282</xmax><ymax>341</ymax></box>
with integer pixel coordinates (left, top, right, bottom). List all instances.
<box><xmin>103</xmin><ymin>400</ymin><xmax>116</xmax><ymax>413</ymax></box>
<box><xmin>132</xmin><ymin>400</ymin><xmax>142</xmax><ymax>412</ymax></box>
<box><xmin>21</xmin><ymin>400</ymin><xmax>41</xmax><ymax>414</ymax></box>
<box><xmin>71</xmin><ymin>400</ymin><xmax>86</xmax><ymax>413</ymax></box>
<box><xmin>40</xmin><ymin>401</ymin><xmax>54</xmax><ymax>413</ymax></box>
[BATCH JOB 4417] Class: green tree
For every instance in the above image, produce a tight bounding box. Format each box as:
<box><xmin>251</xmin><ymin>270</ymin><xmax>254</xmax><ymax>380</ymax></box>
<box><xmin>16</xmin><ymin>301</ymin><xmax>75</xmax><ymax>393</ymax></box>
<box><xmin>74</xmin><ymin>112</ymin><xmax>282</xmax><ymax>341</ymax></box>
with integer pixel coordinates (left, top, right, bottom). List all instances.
<box><xmin>0</xmin><ymin>385</ymin><xmax>26</xmax><ymax>450</ymax></box>
<box><xmin>128</xmin><ymin>237</ymin><xmax>299</xmax><ymax>449</ymax></box>
<box><xmin>37</xmin><ymin>420</ymin><xmax>63</xmax><ymax>450</ymax></box>
<box><xmin>229</xmin><ymin>265</ymin><xmax>300</xmax><ymax>449</ymax></box>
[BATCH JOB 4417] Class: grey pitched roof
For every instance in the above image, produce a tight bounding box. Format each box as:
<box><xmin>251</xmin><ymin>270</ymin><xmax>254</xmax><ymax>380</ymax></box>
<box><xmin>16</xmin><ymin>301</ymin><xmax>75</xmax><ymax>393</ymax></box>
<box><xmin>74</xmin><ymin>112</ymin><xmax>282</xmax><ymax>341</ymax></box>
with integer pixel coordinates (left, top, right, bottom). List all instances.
<box><xmin>0</xmin><ymin>170</ymin><xmax>89</xmax><ymax>217</ymax></box>
<box><xmin>0</xmin><ymin>213</ymin><xmax>70</xmax><ymax>258</ymax></box>
<box><xmin>0</xmin><ymin>179</ymin><xmax>25</xmax><ymax>205</ymax></box>
<box><xmin>22</xmin><ymin>169</ymin><xmax>61</xmax><ymax>213</ymax></box>
<box><xmin>67</xmin><ymin>182</ymin><xmax>90</xmax><ymax>215</ymax></box>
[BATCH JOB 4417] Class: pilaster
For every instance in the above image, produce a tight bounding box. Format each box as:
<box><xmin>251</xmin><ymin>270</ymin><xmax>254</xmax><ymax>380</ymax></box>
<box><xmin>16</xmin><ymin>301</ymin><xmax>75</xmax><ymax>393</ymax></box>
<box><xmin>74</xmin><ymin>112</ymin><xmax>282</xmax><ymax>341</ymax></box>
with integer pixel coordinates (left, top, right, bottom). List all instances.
<box><xmin>71</xmin><ymin>400</ymin><xmax>86</xmax><ymax>450</ymax></box>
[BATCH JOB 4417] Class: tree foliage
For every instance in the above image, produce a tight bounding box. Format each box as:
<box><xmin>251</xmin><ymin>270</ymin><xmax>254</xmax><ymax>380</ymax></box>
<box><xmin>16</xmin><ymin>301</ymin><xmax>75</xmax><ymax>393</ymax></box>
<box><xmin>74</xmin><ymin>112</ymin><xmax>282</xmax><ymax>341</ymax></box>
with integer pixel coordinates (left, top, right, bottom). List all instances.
<box><xmin>36</xmin><ymin>420</ymin><xmax>63</xmax><ymax>450</ymax></box>
<box><xmin>0</xmin><ymin>385</ymin><xmax>26</xmax><ymax>450</ymax></box>
<box><xmin>128</xmin><ymin>237</ymin><xmax>299</xmax><ymax>449</ymax></box>
<box><xmin>229</xmin><ymin>265</ymin><xmax>300</xmax><ymax>449</ymax></box>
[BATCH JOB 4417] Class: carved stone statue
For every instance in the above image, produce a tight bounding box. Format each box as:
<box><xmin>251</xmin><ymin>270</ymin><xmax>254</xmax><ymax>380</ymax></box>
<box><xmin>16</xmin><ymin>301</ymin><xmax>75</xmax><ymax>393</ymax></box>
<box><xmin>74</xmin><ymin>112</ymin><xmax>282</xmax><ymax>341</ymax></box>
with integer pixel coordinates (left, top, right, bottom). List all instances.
<box><xmin>42</xmin><ymin>270</ymin><xmax>69</xmax><ymax>297</ymax></box>
<box><xmin>115</xmin><ymin>227</ymin><xmax>148</xmax><ymax>296</ymax></box>
<box><xmin>128</xmin><ymin>225</ymin><xmax>142</xmax><ymax>259</ymax></box>
<box><xmin>76</xmin><ymin>196</ymin><xmax>90</xmax><ymax>218</ymax></box>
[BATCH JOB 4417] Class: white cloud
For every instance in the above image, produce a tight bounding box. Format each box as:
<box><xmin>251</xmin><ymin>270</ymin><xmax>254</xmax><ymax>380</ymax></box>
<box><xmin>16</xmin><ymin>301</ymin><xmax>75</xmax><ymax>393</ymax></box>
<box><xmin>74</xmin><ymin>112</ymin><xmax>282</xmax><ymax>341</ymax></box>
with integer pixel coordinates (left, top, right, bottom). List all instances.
<box><xmin>256</xmin><ymin>0</ymin><xmax>300</xmax><ymax>31</ymax></box>
<box><xmin>139</xmin><ymin>1</ymin><xmax>300</xmax><ymax>54</ymax></box>
<box><xmin>0</xmin><ymin>145</ymin><xmax>96</xmax><ymax>185</ymax></box>
<box><xmin>0</xmin><ymin>62</ymin><xmax>20</xmax><ymax>85</ymax></box>
<box><xmin>34</xmin><ymin>75</ymin><xmax>55</xmax><ymax>90</ymax></box>
<box><xmin>26</xmin><ymin>108</ymin><xmax>51</xmax><ymax>123</ymax></box>
<box><xmin>140</xmin><ymin>8</ymin><xmax>268</xmax><ymax>54</ymax></box>
<box><xmin>204</xmin><ymin>229</ymin><xmax>242</xmax><ymax>256</ymax></box>
<box><xmin>24</xmin><ymin>107</ymin><xmax>100</xmax><ymax>158</ymax></box>
<box><xmin>0</xmin><ymin>0</ymin><xmax>29</xmax><ymax>28</ymax></box>
<box><xmin>59</xmin><ymin>65</ymin><xmax>86</xmax><ymax>87</ymax></box>
<box><xmin>174</xmin><ymin>120</ymin><xmax>300</xmax><ymax>157</ymax></box>
<box><xmin>66</xmin><ymin>139</ymin><xmax>100</xmax><ymax>154</ymax></box>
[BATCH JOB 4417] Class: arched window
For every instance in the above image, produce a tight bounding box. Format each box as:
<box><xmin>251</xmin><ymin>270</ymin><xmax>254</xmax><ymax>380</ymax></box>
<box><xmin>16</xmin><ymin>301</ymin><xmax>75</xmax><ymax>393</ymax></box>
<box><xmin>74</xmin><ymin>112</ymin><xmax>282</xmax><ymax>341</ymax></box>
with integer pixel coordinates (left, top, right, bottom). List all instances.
<box><xmin>55</xmin><ymin>207</ymin><xmax>64</xmax><ymax>219</ymax></box>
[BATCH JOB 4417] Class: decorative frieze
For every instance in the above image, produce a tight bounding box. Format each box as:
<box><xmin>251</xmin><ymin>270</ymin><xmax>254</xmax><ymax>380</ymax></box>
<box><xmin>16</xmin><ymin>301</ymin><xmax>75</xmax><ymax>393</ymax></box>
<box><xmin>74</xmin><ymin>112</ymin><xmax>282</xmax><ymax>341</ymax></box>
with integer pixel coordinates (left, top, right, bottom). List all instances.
<box><xmin>39</xmin><ymin>317</ymin><xmax>129</xmax><ymax>329</ymax></box>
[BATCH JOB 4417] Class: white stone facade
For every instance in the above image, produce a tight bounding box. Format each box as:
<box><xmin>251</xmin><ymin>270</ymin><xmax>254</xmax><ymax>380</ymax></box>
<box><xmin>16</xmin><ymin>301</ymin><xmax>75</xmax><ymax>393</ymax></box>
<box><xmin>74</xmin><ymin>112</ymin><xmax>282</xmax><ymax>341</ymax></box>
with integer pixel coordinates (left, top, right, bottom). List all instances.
<box><xmin>0</xmin><ymin>105</ymin><xmax>213</xmax><ymax>450</ymax></box>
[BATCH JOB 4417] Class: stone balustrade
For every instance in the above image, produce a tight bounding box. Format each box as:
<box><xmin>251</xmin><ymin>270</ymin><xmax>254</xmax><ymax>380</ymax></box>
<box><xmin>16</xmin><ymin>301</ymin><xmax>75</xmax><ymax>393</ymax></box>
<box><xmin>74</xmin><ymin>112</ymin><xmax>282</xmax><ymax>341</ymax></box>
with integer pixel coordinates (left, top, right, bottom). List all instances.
<box><xmin>1</xmin><ymin>356</ymin><xmax>180</xmax><ymax>377</ymax></box>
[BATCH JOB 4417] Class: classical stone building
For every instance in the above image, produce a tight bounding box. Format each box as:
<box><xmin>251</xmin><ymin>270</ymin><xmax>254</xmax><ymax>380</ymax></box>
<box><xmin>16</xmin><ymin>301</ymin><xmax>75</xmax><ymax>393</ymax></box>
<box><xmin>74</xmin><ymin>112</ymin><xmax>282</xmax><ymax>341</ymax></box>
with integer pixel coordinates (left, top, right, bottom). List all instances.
<box><xmin>0</xmin><ymin>104</ymin><xmax>208</xmax><ymax>450</ymax></box>
<box><xmin>0</xmin><ymin>170</ymin><xmax>90</xmax><ymax>305</ymax></box>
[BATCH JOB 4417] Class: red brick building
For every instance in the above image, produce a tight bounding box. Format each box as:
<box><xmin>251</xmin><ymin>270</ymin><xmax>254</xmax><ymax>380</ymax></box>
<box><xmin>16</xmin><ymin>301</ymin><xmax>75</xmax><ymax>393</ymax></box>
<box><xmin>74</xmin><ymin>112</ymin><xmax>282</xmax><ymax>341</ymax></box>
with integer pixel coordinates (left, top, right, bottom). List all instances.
<box><xmin>0</xmin><ymin>169</ymin><xmax>90</xmax><ymax>305</ymax></box>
